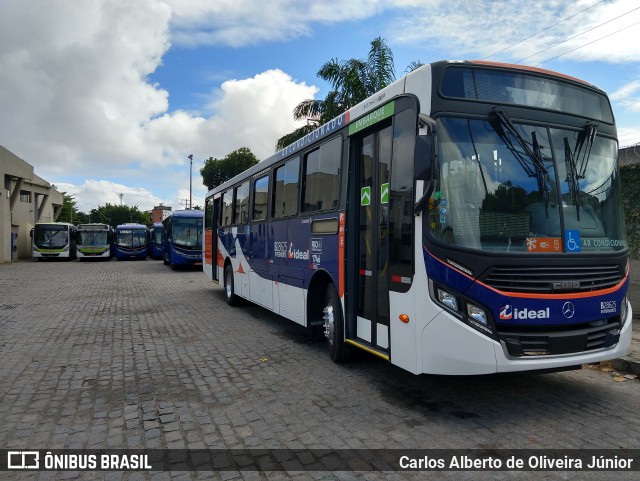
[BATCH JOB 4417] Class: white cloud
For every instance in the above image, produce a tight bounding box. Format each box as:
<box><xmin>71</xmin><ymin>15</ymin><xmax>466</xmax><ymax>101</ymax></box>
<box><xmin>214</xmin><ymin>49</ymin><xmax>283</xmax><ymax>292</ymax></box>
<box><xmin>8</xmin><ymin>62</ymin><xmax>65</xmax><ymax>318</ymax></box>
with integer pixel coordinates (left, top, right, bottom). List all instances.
<box><xmin>392</xmin><ymin>0</ymin><xmax>640</xmax><ymax>64</ymax></box>
<box><xmin>0</xmin><ymin>0</ymin><xmax>172</xmax><ymax>176</ymax></box>
<box><xmin>618</xmin><ymin>127</ymin><xmax>640</xmax><ymax>148</ymax></box>
<box><xmin>165</xmin><ymin>0</ymin><xmax>388</xmax><ymax>47</ymax></box>
<box><xmin>0</xmin><ymin>1</ymin><xmax>318</xmax><ymax>213</ymax></box>
<box><xmin>55</xmin><ymin>180</ymin><xmax>163</xmax><ymax>213</ymax></box>
<box><xmin>145</xmin><ymin>69</ymin><xmax>318</xmax><ymax>162</ymax></box>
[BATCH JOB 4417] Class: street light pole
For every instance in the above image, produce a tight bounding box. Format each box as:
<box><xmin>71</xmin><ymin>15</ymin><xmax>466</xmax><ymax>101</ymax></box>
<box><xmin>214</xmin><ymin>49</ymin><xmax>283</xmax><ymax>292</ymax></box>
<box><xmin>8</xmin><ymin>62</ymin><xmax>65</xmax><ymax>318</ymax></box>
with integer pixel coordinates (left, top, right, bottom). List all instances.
<box><xmin>188</xmin><ymin>154</ymin><xmax>193</xmax><ymax>210</ymax></box>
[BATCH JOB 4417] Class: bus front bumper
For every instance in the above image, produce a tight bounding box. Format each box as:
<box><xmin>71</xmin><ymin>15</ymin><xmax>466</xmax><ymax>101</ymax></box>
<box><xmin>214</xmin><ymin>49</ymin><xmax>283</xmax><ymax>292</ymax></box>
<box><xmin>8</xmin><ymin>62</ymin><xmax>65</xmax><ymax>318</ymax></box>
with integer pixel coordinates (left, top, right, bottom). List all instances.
<box><xmin>419</xmin><ymin>308</ymin><xmax>633</xmax><ymax>375</ymax></box>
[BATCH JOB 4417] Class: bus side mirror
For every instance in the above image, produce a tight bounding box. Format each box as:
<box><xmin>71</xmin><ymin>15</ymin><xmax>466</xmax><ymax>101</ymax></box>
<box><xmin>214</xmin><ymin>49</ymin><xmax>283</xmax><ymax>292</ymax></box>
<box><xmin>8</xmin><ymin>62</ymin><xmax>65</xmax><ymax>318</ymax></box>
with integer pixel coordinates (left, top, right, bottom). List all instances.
<box><xmin>415</xmin><ymin>135</ymin><xmax>433</xmax><ymax>181</ymax></box>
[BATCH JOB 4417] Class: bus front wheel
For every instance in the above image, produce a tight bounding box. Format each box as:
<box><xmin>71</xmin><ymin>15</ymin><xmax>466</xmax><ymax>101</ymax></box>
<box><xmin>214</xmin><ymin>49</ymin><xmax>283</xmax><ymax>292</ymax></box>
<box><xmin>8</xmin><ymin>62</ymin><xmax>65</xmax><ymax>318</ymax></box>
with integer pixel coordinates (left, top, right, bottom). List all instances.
<box><xmin>224</xmin><ymin>264</ymin><xmax>238</xmax><ymax>306</ymax></box>
<box><xmin>324</xmin><ymin>284</ymin><xmax>351</xmax><ymax>363</ymax></box>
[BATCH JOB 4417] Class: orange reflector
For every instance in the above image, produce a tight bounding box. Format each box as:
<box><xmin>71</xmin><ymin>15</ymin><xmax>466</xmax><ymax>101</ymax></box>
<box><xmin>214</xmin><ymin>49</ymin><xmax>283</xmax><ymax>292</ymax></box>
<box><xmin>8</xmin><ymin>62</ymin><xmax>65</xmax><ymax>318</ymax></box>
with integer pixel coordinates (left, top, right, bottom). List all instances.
<box><xmin>399</xmin><ymin>314</ymin><xmax>410</xmax><ymax>323</ymax></box>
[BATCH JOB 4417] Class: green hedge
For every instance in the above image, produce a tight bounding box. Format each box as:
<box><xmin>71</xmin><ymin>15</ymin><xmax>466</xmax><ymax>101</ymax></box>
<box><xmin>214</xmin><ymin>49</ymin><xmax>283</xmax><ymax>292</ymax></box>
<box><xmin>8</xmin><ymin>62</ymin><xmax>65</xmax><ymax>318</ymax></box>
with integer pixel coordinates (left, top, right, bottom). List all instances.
<box><xmin>621</xmin><ymin>164</ymin><xmax>640</xmax><ymax>259</ymax></box>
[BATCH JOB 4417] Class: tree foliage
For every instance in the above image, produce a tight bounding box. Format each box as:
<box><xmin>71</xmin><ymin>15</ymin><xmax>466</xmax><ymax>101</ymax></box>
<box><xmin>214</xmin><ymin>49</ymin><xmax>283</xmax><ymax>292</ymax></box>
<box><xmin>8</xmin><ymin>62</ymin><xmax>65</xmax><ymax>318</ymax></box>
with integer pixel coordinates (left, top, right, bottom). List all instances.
<box><xmin>200</xmin><ymin>147</ymin><xmax>259</xmax><ymax>191</ymax></box>
<box><xmin>55</xmin><ymin>192</ymin><xmax>89</xmax><ymax>224</ymax></box>
<box><xmin>621</xmin><ymin>164</ymin><xmax>640</xmax><ymax>259</ymax></box>
<box><xmin>275</xmin><ymin>37</ymin><xmax>397</xmax><ymax>151</ymax></box>
<box><xmin>88</xmin><ymin>204</ymin><xmax>151</xmax><ymax>228</ymax></box>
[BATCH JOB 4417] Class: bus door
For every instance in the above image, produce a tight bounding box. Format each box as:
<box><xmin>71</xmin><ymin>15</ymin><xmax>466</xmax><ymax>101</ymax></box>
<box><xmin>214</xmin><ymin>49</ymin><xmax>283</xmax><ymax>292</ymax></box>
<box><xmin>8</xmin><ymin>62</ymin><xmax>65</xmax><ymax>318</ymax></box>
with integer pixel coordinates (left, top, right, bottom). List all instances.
<box><xmin>207</xmin><ymin>195</ymin><xmax>221</xmax><ymax>282</ymax></box>
<box><xmin>350</xmin><ymin>124</ymin><xmax>393</xmax><ymax>355</ymax></box>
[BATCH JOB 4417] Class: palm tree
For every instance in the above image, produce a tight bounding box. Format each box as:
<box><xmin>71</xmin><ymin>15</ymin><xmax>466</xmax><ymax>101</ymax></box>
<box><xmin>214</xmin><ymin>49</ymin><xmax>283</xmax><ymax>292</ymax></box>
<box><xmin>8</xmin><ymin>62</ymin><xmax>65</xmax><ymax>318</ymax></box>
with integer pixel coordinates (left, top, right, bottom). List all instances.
<box><xmin>275</xmin><ymin>37</ymin><xmax>396</xmax><ymax>151</ymax></box>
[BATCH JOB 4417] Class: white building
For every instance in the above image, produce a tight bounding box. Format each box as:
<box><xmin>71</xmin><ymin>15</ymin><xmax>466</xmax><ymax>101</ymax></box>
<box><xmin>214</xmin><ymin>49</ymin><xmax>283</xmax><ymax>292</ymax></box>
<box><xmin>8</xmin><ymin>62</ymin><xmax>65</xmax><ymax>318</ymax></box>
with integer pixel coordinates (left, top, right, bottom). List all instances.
<box><xmin>1</xmin><ymin>145</ymin><xmax>64</xmax><ymax>262</ymax></box>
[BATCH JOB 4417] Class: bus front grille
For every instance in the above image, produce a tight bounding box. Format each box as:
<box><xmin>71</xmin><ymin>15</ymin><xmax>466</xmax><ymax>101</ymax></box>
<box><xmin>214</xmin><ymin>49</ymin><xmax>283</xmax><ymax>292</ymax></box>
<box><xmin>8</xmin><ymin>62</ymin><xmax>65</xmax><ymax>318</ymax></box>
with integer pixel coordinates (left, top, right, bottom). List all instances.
<box><xmin>482</xmin><ymin>265</ymin><xmax>623</xmax><ymax>294</ymax></box>
<box><xmin>498</xmin><ymin>318</ymin><xmax>621</xmax><ymax>357</ymax></box>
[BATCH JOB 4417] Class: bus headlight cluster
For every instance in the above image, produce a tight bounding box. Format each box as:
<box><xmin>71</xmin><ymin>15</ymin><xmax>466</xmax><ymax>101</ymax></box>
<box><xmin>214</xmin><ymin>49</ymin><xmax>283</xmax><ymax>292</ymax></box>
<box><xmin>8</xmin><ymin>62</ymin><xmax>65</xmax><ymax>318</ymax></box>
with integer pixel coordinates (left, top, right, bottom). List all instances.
<box><xmin>431</xmin><ymin>282</ymin><xmax>495</xmax><ymax>338</ymax></box>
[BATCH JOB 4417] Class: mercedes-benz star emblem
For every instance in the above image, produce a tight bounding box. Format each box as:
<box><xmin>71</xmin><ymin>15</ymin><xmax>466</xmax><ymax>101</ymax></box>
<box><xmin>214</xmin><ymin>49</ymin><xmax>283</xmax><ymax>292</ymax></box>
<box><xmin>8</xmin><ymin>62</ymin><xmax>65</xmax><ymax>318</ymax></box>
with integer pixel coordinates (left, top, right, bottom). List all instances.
<box><xmin>562</xmin><ymin>301</ymin><xmax>576</xmax><ymax>319</ymax></box>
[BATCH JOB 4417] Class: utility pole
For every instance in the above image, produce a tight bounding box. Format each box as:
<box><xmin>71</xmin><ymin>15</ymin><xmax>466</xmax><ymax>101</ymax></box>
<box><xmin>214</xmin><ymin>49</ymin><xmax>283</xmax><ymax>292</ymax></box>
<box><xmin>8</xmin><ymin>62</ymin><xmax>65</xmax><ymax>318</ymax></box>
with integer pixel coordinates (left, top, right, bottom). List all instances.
<box><xmin>188</xmin><ymin>154</ymin><xmax>193</xmax><ymax>210</ymax></box>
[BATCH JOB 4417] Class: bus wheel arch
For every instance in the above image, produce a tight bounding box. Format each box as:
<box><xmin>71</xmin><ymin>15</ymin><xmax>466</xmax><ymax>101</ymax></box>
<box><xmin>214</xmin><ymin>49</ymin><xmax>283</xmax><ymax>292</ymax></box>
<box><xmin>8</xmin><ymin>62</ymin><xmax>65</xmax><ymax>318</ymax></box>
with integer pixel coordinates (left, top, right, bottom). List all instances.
<box><xmin>307</xmin><ymin>271</ymin><xmax>351</xmax><ymax>362</ymax></box>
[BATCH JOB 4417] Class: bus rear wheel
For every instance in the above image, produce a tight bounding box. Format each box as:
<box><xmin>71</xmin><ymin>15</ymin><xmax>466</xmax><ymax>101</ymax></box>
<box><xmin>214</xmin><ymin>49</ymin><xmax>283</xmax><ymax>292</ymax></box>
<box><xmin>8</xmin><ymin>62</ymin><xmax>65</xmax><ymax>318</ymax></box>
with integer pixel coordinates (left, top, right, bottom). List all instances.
<box><xmin>224</xmin><ymin>264</ymin><xmax>238</xmax><ymax>306</ymax></box>
<box><xmin>324</xmin><ymin>284</ymin><xmax>351</xmax><ymax>363</ymax></box>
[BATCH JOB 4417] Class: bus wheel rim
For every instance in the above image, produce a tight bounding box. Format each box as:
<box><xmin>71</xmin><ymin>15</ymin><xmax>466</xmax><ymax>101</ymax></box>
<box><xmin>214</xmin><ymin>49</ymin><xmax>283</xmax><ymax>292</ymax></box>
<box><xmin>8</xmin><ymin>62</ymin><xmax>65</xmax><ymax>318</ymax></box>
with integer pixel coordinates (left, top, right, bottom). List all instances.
<box><xmin>323</xmin><ymin>304</ymin><xmax>334</xmax><ymax>345</ymax></box>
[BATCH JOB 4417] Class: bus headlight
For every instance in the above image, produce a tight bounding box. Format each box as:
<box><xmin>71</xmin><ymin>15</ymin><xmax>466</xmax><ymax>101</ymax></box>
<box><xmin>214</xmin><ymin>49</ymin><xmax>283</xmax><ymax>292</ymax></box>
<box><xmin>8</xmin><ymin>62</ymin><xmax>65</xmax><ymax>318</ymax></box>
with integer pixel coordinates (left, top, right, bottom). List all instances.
<box><xmin>437</xmin><ymin>289</ymin><xmax>458</xmax><ymax>311</ymax></box>
<box><xmin>467</xmin><ymin>303</ymin><xmax>488</xmax><ymax>326</ymax></box>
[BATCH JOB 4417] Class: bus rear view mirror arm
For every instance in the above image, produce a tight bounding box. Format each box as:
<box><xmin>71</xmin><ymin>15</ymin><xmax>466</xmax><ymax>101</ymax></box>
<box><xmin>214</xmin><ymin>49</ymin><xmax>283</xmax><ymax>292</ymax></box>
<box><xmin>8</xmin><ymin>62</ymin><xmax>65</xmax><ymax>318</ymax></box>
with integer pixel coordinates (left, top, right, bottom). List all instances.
<box><xmin>414</xmin><ymin>180</ymin><xmax>434</xmax><ymax>217</ymax></box>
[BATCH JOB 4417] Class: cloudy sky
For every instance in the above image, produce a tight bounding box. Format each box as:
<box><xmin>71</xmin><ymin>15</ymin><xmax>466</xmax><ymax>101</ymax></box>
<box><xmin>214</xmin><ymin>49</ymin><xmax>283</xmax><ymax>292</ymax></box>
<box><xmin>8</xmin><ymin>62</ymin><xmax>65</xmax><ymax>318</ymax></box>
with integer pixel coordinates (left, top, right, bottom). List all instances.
<box><xmin>1</xmin><ymin>0</ymin><xmax>639</xmax><ymax>213</ymax></box>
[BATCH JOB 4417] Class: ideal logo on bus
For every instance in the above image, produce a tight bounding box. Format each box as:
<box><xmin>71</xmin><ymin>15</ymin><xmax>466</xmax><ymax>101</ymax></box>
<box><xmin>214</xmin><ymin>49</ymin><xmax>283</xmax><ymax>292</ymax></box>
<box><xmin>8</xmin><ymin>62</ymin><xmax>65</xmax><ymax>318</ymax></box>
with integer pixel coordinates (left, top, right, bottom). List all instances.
<box><xmin>274</xmin><ymin>241</ymin><xmax>309</xmax><ymax>260</ymax></box>
<box><xmin>499</xmin><ymin>304</ymin><xmax>550</xmax><ymax>320</ymax></box>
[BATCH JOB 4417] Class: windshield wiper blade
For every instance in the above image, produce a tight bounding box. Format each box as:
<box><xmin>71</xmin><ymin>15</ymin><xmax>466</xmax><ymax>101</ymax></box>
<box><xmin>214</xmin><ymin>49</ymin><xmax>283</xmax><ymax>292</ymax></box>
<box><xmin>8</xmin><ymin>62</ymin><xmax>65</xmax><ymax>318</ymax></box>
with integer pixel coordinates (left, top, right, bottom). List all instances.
<box><xmin>575</xmin><ymin>122</ymin><xmax>598</xmax><ymax>179</ymax></box>
<box><xmin>563</xmin><ymin>137</ymin><xmax>581</xmax><ymax>221</ymax></box>
<box><xmin>490</xmin><ymin>107</ymin><xmax>550</xmax><ymax>216</ymax></box>
<box><xmin>490</xmin><ymin>107</ymin><xmax>548</xmax><ymax>176</ymax></box>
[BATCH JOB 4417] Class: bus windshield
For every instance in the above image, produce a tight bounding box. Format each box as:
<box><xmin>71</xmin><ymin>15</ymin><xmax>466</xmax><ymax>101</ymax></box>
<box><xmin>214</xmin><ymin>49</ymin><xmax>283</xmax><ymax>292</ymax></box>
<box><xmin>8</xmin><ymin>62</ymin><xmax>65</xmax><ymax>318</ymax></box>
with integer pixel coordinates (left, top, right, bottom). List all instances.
<box><xmin>34</xmin><ymin>225</ymin><xmax>69</xmax><ymax>248</ymax></box>
<box><xmin>428</xmin><ymin>117</ymin><xmax>626</xmax><ymax>254</ymax></box>
<box><xmin>172</xmin><ymin>218</ymin><xmax>202</xmax><ymax>247</ymax></box>
<box><xmin>152</xmin><ymin>228</ymin><xmax>163</xmax><ymax>245</ymax></box>
<box><xmin>117</xmin><ymin>229</ymin><xmax>147</xmax><ymax>247</ymax></box>
<box><xmin>77</xmin><ymin>230</ymin><xmax>108</xmax><ymax>246</ymax></box>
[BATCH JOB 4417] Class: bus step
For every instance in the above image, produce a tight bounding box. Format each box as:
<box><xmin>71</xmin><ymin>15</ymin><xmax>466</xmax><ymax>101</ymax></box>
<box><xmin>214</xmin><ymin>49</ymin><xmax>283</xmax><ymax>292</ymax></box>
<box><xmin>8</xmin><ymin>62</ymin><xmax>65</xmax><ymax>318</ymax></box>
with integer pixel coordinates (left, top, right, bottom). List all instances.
<box><xmin>345</xmin><ymin>339</ymin><xmax>390</xmax><ymax>361</ymax></box>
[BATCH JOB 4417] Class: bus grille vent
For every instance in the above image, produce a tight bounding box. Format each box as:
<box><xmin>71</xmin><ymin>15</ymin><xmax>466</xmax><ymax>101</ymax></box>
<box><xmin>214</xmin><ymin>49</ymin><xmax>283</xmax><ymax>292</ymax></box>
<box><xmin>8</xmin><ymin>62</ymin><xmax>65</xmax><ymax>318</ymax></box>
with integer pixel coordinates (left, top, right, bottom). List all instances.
<box><xmin>499</xmin><ymin>318</ymin><xmax>622</xmax><ymax>357</ymax></box>
<box><xmin>483</xmin><ymin>265</ymin><xmax>623</xmax><ymax>294</ymax></box>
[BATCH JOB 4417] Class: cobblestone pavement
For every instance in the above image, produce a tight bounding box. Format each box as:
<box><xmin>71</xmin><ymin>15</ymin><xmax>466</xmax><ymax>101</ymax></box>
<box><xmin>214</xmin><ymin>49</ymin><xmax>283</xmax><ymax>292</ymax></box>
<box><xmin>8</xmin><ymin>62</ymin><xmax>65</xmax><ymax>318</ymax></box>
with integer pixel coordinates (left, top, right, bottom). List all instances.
<box><xmin>1</xmin><ymin>259</ymin><xmax>640</xmax><ymax>481</ymax></box>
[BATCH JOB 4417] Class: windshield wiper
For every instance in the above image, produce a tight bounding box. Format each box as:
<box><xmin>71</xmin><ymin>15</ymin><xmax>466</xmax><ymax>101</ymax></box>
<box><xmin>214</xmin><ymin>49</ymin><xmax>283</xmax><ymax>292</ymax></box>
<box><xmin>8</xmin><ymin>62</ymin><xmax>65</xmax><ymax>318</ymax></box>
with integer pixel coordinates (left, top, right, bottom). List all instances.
<box><xmin>490</xmin><ymin>107</ymin><xmax>550</xmax><ymax>216</ymax></box>
<box><xmin>563</xmin><ymin>122</ymin><xmax>598</xmax><ymax>223</ymax></box>
<box><xmin>575</xmin><ymin>122</ymin><xmax>598</xmax><ymax>179</ymax></box>
<box><xmin>563</xmin><ymin>137</ymin><xmax>581</xmax><ymax>221</ymax></box>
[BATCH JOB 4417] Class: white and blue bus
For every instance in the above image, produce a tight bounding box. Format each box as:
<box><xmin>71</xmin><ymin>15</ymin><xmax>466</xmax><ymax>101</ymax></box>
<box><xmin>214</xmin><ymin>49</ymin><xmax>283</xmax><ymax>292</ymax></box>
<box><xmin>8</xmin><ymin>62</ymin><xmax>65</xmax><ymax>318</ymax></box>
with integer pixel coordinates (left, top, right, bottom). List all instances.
<box><xmin>162</xmin><ymin>210</ymin><xmax>204</xmax><ymax>269</ymax></box>
<box><xmin>114</xmin><ymin>223</ymin><xmax>148</xmax><ymax>260</ymax></box>
<box><xmin>76</xmin><ymin>223</ymin><xmax>113</xmax><ymax>260</ymax></box>
<box><xmin>31</xmin><ymin>222</ymin><xmax>77</xmax><ymax>260</ymax></box>
<box><xmin>204</xmin><ymin>60</ymin><xmax>631</xmax><ymax>375</ymax></box>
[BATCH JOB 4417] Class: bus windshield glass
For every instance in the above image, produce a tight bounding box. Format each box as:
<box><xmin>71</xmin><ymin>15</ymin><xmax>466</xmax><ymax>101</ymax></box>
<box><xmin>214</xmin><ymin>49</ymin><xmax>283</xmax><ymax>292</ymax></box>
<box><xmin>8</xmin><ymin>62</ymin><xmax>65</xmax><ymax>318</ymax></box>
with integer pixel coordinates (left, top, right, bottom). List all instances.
<box><xmin>172</xmin><ymin>218</ymin><xmax>202</xmax><ymax>247</ymax></box>
<box><xmin>428</xmin><ymin>117</ymin><xmax>626</xmax><ymax>254</ymax></box>
<box><xmin>117</xmin><ymin>229</ymin><xmax>147</xmax><ymax>247</ymax></box>
<box><xmin>77</xmin><ymin>230</ymin><xmax>108</xmax><ymax>246</ymax></box>
<box><xmin>152</xmin><ymin>228</ymin><xmax>163</xmax><ymax>245</ymax></box>
<box><xmin>34</xmin><ymin>225</ymin><xmax>69</xmax><ymax>248</ymax></box>
<box><xmin>441</xmin><ymin>66</ymin><xmax>614</xmax><ymax>123</ymax></box>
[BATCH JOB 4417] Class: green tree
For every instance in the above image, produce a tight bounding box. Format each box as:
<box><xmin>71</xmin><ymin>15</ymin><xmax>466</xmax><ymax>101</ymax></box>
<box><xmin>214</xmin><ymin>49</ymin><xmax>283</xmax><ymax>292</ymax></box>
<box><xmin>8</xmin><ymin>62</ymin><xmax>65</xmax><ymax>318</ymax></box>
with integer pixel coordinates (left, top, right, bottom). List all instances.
<box><xmin>200</xmin><ymin>147</ymin><xmax>259</xmax><ymax>190</ymax></box>
<box><xmin>89</xmin><ymin>203</ymin><xmax>151</xmax><ymax>228</ymax></box>
<box><xmin>55</xmin><ymin>192</ymin><xmax>89</xmax><ymax>224</ymax></box>
<box><xmin>275</xmin><ymin>37</ymin><xmax>396</xmax><ymax>151</ymax></box>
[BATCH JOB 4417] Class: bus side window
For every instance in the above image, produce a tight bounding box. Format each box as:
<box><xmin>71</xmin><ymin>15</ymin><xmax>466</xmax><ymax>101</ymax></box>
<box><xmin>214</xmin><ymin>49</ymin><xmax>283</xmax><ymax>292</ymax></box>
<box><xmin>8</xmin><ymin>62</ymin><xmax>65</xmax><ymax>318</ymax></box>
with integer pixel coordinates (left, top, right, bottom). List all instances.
<box><xmin>272</xmin><ymin>157</ymin><xmax>300</xmax><ymax>219</ymax></box>
<box><xmin>221</xmin><ymin>190</ymin><xmax>233</xmax><ymax>226</ymax></box>
<box><xmin>252</xmin><ymin>175</ymin><xmax>269</xmax><ymax>221</ymax></box>
<box><xmin>234</xmin><ymin>181</ymin><xmax>250</xmax><ymax>225</ymax></box>
<box><xmin>302</xmin><ymin>136</ymin><xmax>341</xmax><ymax>213</ymax></box>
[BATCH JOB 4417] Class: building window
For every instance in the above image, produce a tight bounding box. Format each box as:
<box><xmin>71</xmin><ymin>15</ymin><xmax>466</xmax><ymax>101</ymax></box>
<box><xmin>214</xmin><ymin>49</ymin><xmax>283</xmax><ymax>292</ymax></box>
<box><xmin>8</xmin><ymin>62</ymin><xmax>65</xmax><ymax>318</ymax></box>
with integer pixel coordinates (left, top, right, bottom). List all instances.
<box><xmin>20</xmin><ymin>190</ymin><xmax>31</xmax><ymax>203</ymax></box>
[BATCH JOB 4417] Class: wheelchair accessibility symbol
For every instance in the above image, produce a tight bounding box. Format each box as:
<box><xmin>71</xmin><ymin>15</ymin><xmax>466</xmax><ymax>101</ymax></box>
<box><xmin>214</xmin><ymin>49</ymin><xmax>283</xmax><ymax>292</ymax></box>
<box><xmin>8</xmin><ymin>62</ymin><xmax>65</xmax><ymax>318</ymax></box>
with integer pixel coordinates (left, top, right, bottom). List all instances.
<box><xmin>565</xmin><ymin>230</ymin><xmax>581</xmax><ymax>252</ymax></box>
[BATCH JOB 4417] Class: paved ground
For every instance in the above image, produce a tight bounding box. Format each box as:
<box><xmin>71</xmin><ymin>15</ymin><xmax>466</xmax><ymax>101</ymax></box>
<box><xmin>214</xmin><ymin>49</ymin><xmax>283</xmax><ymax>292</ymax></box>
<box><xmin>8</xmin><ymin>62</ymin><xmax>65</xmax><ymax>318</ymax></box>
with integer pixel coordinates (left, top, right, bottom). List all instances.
<box><xmin>1</xmin><ymin>259</ymin><xmax>640</xmax><ymax>481</ymax></box>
